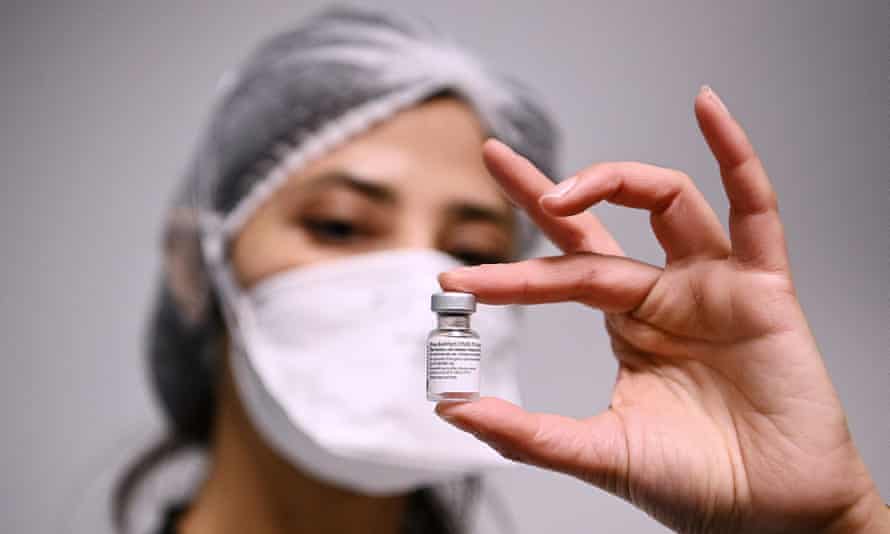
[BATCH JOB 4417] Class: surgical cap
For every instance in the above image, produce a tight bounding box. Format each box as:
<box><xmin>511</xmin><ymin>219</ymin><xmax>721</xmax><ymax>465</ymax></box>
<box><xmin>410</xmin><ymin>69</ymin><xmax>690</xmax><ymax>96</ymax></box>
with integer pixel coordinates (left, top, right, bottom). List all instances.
<box><xmin>151</xmin><ymin>6</ymin><xmax>560</xmax><ymax>441</ymax></box>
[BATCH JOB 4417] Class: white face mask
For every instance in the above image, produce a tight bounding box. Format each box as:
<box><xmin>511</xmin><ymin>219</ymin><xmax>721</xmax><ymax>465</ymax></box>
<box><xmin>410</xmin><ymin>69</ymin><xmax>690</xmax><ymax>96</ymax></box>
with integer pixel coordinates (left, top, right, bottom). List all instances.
<box><xmin>209</xmin><ymin>248</ymin><xmax>523</xmax><ymax>495</ymax></box>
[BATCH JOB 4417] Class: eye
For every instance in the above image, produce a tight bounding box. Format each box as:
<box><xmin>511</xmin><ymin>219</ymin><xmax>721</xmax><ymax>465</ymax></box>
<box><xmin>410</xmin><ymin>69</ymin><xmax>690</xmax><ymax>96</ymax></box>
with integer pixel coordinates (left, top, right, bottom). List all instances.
<box><xmin>302</xmin><ymin>216</ymin><xmax>363</xmax><ymax>243</ymax></box>
<box><xmin>450</xmin><ymin>249</ymin><xmax>507</xmax><ymax>266</ymax></box>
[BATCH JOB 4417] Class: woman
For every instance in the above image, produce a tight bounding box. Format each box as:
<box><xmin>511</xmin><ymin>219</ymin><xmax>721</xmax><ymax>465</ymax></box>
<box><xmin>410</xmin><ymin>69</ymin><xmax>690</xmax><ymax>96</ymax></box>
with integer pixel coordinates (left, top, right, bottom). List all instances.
<box><xmin>117</xmin><ymin>7</ymin><xmax>556</xmax><ymax>534</ymax></box>
<box><xmin>117</xmin><ymin>6</ymin><xmax>888</xmax><ymax>534</ymax></box>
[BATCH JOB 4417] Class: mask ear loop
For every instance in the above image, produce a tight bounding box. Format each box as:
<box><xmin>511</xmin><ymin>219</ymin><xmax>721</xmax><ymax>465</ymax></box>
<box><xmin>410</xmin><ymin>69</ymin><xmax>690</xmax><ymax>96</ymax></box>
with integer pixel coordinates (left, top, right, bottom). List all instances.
<box><xmin>198</xmin><ymin>212</ymin><xmax>253</xmax><ymax>364</ymax></box>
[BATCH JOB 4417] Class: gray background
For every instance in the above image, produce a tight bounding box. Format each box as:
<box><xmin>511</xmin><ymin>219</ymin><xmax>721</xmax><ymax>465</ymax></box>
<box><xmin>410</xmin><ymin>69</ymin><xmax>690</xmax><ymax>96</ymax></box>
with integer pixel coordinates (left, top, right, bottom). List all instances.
<box><xmin>1</xmin><ymin>1</ymin><xmax>887</xmax><ymax>532</ymax></box>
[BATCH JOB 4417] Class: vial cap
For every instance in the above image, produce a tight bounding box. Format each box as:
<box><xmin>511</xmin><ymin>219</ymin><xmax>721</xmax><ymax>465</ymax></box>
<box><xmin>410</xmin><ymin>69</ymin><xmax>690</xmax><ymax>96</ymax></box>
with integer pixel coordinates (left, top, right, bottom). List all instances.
<box><xmin>431</xmin><ymin>292</ymin><xmax>476</xmax><ymax>313</ymax></box>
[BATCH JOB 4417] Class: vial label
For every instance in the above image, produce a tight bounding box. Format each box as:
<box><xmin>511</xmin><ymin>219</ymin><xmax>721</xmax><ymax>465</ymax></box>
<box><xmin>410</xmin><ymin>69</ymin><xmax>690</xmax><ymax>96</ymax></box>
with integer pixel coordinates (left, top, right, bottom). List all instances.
<box><xmin>427</xmin><ymin>336</ymin><xmax>481</xmax><ymax>394</ymax></box>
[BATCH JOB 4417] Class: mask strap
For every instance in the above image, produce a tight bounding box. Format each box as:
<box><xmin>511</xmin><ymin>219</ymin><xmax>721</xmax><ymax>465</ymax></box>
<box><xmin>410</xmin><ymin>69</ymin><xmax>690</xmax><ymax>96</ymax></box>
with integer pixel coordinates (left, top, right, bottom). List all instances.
<box><xmin>199</xmin><ymin>215</ymin><xmax>254</xmax><ymax>354</ymax></box>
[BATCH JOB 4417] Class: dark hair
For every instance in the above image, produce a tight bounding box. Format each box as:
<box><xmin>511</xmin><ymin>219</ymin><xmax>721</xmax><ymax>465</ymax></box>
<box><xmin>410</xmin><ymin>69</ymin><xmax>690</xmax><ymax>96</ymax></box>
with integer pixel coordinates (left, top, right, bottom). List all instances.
<box><xmin>111</xmin><ymin>284</ymin><xmax>221</xmax><ymax>531</ymax></box>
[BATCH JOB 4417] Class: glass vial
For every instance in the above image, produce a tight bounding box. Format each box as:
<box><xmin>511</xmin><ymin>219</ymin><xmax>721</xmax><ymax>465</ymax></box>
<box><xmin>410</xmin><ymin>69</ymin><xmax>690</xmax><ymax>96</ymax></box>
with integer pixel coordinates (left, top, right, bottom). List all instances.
<box><xmin>427</xmin><ymin>292</ymin><xmax>481</xmax><ymax>402</ymax></box>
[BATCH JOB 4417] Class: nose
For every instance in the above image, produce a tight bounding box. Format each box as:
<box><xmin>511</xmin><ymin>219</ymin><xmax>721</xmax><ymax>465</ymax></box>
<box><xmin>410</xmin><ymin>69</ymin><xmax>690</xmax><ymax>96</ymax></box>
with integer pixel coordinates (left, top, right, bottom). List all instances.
<box><xmin>395</xmin><ymin>218</ymin><xmax>439</xmax><ymax>251</ymax></box>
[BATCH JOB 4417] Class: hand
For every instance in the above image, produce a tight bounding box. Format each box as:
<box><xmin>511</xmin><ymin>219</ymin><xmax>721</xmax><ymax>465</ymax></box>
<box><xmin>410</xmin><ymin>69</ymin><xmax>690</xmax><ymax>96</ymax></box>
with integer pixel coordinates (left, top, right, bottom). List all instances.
<box><xmin>436</xmin><ymin>86</ymin><xmax>888</xmax><ymax>534</ymax></box>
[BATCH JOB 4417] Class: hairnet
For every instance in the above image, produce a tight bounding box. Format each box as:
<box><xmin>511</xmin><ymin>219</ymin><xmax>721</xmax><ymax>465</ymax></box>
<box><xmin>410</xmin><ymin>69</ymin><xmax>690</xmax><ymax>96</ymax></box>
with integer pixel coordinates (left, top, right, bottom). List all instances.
<box><xmin>151</xmin><ymin>6</ymin><xmax>561</xmax><ymax>442</ymax></box>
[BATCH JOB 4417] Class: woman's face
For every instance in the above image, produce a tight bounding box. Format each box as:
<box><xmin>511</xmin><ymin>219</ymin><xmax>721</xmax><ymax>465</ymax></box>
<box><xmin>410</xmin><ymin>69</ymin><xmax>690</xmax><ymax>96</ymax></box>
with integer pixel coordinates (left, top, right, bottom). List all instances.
<box><xmin>231</xmin><ymin>97</ymin><xmax>516</xmax><ymax>288</ymax></box>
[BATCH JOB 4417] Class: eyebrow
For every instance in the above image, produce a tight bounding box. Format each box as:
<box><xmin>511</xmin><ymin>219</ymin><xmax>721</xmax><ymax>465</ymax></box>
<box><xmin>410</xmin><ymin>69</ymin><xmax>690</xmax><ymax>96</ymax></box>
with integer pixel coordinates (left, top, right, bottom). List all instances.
<box><xmin>301</xmin><ymin>170</ymin><xmax>513</xmax><ymax>228</ymax></box>
<box><xmin>302</xmin><ymin>171</ymin><xmax>398</xmax><ymax>204</ymax></box>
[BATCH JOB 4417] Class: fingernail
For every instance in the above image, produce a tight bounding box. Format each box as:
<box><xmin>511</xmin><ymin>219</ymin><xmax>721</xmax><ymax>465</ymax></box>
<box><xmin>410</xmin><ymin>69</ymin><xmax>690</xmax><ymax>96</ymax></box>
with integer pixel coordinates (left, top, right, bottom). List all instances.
<box><xmin>540</xmin><ymin>176</ymin><xmax>578</xmax><ymax>202</ymax></box>
<box><xmin>700</xmin><ymin>85</ymin><xmax>729</xmax><ymax>114</ymax></box>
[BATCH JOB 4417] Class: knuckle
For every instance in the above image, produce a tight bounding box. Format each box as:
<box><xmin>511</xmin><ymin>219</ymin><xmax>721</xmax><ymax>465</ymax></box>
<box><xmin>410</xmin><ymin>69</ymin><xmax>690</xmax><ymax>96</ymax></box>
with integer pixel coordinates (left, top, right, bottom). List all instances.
<box><xmin>664</xmin><ymin>167</ymin><xmax>695</xmax><ymax>196</ymax></box>
<box><xmin>581</xmin><ymin>264</ymin><xmax>604</xmax><ymax>294</ymax></box>
<box><xmin>578</xmin><ymin>162</ymin><xmax>621</xmax><ymax>189</ymax></box>
<box><xmin>528</xmin><ymin>417</ymin><xmax>550</xmax><ymax>449</ymax></box>
<box><xmin>577</xmin><ymin>161</ymin><xmax>608</xmax><ymax>178</ymax></box>
<box><xmin>564</xmin><ymin>229</ymin><xmax>594</xmax><ymax>253</ymax></box>
<box><xmin>569</xmin><ymin>259</ymin><xmax>603</xmax><ymax>297</ymax></box>
<box><xmin>761</xmin><ymin>189</ymin><xmax>780</xmax><ymax>213</ymax></box>
<box><xmin>667</xmin><ymin>166</ymin><xmax>692</xmax><ymax>183</ymax></box>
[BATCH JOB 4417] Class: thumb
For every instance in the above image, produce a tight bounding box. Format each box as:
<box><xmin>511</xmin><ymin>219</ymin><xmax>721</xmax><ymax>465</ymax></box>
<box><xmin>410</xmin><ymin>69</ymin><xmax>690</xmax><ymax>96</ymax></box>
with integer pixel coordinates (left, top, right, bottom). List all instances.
<box><xmin>436</xmin><ymin>397</ymin><xmax>629</xmax><ymax>496</ymax></box>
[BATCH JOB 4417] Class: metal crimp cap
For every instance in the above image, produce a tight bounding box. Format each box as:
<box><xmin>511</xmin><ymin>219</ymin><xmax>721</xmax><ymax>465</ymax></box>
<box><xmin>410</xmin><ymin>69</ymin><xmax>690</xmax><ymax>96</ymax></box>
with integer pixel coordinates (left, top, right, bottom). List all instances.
<box><xmin>431</xmin><ymin>292</ymin><xmax>476</xmax><ymax>313</ymax></box>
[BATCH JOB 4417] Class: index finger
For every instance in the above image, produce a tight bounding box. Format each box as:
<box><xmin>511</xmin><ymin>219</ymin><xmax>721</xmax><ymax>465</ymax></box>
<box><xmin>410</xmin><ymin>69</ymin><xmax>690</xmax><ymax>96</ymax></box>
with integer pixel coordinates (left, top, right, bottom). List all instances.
<box><xmin>483</xmin><ymin>139</ymin><xmax>624</xmax><ymax>256</ymax></box>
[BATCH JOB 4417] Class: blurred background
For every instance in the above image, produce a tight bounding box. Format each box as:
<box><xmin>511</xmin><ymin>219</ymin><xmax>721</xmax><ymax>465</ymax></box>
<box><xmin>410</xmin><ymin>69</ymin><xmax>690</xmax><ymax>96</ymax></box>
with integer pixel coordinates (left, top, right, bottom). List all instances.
<box><xmin>1</xmin><ymin>1</ymin><xmax>887</xmax><ymax>532</ymax></box>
